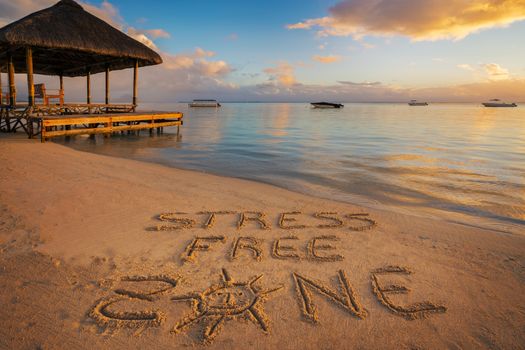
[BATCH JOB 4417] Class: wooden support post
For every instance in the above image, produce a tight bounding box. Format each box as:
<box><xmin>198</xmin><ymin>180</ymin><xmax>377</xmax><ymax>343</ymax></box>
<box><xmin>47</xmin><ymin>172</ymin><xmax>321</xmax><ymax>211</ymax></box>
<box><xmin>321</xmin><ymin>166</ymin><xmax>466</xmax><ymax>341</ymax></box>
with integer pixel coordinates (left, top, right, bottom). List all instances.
<box><xmin>0</xmin><ymin>69</ymin><xmax>3</xmax><ymax>105</ymax></box>
<box><xmin>86</xmin><ymin>68</ymin><xmax>91</xmax><ymax>114</ymax></box>
<box><xmin>25</xmin><ymin>47</ymin><xmax>35</xmax><ymax>138</ymax></box>
<box><xmin>26</xmin><ymin>47</ymin><xmax>35</xmax><ymax>107</ymax></box>
<box><xmin>132</xmin><ymin>60</ymin><xmax>138</xmax><ymax>107</ymax></box>
<box><xmin>8</xmin><ymin>54</ymin><xmax>16</xmax><ymax>107</ymax></box>
<box><xmin>105</xmin><ymin>65</ymin><xmax>110</xmax><ymax>105</ymax></box>
<box><xmin>65</xmin><ymin>124</ymin><xmax>71</xmax><ymax>142</ymax></box>
<box><xmin>86</xmin><ymin>69</ymin><xmax>91</xmax><ymax>105</ymax></box>
<box><xmin>41</xmin><ymin>120</ymin><xmax>45</xmax><ymax>143</ymax></box>
<box><xmin>58</xmin><ymin>74</ymin><xmax>64</xmax><ymax>106</ymax></box>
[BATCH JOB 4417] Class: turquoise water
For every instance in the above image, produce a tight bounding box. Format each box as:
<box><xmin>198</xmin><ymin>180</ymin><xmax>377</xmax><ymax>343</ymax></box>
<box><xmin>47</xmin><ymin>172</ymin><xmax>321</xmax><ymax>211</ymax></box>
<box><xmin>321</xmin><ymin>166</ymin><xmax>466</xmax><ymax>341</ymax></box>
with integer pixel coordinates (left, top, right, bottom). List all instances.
<box><xmin>60</xmin><ymin>103</ymin><xmax>525</xmax><ymax>233</ymax></box>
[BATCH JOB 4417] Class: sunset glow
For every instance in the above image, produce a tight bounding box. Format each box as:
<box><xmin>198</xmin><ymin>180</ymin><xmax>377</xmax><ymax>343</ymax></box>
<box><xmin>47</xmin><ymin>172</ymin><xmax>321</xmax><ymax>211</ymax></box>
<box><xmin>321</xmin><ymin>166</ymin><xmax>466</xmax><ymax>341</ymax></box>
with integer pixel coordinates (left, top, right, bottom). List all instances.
<box><xmin>1</xmin><ymin>0</ymin><xmax>524</xmax><ymax>102</ymax></box>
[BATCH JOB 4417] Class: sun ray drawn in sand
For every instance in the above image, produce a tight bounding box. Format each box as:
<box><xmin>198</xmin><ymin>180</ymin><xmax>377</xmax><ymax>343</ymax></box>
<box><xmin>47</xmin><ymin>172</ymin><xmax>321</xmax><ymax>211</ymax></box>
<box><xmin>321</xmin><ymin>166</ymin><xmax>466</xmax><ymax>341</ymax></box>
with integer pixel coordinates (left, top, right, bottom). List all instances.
<box><xmin>171</xmin><ymin>268</ymin><xmax>283</xmax><ymax>343</ymax></box>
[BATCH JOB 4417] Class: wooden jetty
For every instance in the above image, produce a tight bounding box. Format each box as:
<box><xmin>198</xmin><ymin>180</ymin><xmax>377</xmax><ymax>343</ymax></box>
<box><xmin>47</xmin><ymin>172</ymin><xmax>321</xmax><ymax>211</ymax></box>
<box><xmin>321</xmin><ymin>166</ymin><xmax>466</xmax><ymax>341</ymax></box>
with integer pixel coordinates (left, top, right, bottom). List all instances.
<box><xmin>0</xmin><ymin>0</ymin><xmax>183</xmax><ymax>142</ymax></box>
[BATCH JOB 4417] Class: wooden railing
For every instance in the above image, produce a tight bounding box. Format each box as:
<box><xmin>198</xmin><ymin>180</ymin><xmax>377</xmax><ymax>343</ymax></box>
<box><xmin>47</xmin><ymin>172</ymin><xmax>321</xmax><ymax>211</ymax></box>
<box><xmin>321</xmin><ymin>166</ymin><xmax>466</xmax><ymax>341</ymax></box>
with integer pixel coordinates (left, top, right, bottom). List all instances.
<box><xmin>32</xmin><ymin>103</ymin><xmax>135</xmax><ymax>116</ymax></box>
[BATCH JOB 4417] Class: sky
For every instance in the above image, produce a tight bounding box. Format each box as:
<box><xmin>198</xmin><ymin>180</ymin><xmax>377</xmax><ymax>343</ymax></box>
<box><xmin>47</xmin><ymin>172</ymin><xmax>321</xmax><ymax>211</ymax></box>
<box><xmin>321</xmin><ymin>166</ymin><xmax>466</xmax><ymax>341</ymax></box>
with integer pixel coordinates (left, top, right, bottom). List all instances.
<box><xmin>1</xmin><ymin>0</ymin><xmax>525</xmax><ymax>102</ymax></box>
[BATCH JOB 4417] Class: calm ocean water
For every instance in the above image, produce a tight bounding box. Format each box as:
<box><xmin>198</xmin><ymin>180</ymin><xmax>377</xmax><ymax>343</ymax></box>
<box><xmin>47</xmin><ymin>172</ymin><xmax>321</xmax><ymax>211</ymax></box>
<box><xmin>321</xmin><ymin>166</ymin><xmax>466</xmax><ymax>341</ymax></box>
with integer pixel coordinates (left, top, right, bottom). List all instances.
<box><xmin>61</xmin><ymin>103</ymin><xmax>525</xmax><ymax>233</ymax></box>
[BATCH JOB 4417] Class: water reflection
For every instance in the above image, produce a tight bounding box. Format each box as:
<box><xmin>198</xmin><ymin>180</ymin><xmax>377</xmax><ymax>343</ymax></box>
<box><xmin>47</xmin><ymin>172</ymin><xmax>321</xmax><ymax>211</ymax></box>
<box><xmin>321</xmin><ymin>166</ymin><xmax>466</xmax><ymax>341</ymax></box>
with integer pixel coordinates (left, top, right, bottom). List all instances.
<box><xmin>259</xmin><ymin>103</ymin><xmax>290</xmax><ymax>138</ymax></box>
<box><xmin>59</xmin><ymin>103</ymin><xmax>525</xmax><ymax>233</ymax></box>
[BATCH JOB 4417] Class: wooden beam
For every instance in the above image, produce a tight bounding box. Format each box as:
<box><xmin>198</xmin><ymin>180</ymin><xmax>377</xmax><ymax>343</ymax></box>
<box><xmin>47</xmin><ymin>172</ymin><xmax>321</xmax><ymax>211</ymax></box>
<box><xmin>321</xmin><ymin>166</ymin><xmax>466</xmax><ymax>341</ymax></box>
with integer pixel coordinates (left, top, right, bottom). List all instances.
<box><xmin>105</xmin><ymin>65</ymin><xmax>110</xmax><ymax>105</ymax></box>
<box><xmin>26</xmin><ymin>47</ymin><xmax>35</xmax><ymax>106</ymax></box>
<box><xmin>86</xmin><ymin>69</ymin><xmax>91</xmax><ymax>104</ymax></box>
<box><xmin>59</xmin><ymin>74</ymin><xmax>64</xmax><ymax>91</ymax></box>
<box><xmin>8</xmin><ymin>54</ymin><xmax>16</xmax><ymax>107</ymax></box>
<box><xmin>43</xmin><ymin>120</ymin><xmax>182</xmax><ymax>139</ymax></box>
<box><xmin>0</xmin><ymin>69</ymin><xmax>3</xmax><ymax>105</ymax></box>
<box><xmin>132</xmin><ymin>59</ymin><xmax>138</xmax><ymax>106</ymax></box>
<box><xmin>42</xmin><ymin>113</ymin><xmax>183</xmax><ymax>127</ymax></box>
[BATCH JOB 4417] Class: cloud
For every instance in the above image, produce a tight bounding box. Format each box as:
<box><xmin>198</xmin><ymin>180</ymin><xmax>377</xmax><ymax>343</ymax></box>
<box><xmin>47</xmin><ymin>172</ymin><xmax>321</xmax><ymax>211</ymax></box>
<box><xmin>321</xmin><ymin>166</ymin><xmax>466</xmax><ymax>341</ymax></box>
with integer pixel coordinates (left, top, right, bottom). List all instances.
<box><xmin>1</xmin><ymin>0</ymin><xmax>235</xmax><ymax>102</ymax></box>
<box><xmin>244</xmin><ymin>78</ymin><xmax>525</xmax><ymax>102</ymax></box>
<box><xmin>457</xmin><ymin>63</ymin><xmax>511</xmax><ymax>80</ymax></box>
<box><xmin>81</xmin><ymin>0</ymin><xmax>123</xmax><ymax>28</ymax></box>
<box><xmin>482</xmin><ymin>63</ymin><xmax>510</xmax><ymax>80</ymax></box>
<box><xmin>18</xmin><ymin>71</ymin><xmax>525</xmax><ymax>103</ymax></box>
<box><xmin>457</xmin><ymin>64</ymin><xmax>475</xmax><ymax>71</ymax></box>
<box><xmin>126</xmin><ymin>28</ymin><xmax>159</xmax><ymax>50</ymax></box>
<box><xmin>312</xmin><ymin>55</ymin><xmax>342</xmax><ymax>63</ymax></box>
<box><xmin>125</xmin><ymin>27</ymin><xmax>170</xmax><ymax>51</ymax></box>
<box><xmin>162</xmin><ymin>49</ymin><xmax>230</xmax><ymax>76</ymax></box>
<box><xmin>194</xmin><ymin>47</ymin><xmax>216</xmax><ymax>58</ymax></box>
<box><xmin>141</xmin><ymin>28</ymin><xmax>170</xmax><ymax>39</ymax></box>
<box><xmin>287</xmin><ymin>0</ymin><xmax>525</xmax><ymax>41</ymax></box>
<box><xmin>338</xmin><ymin>81</ymin><xmax>382</xmax><ymax>86</ymax></box>
<box><xmin>263</xmin><ymin>62</ymin><xmax>297</xmax><ymax>87</ymax></box>
<box><xmin>0</xmin><ymin>0</ymin><xmax>169</xmax><ymax>50</ymax></box>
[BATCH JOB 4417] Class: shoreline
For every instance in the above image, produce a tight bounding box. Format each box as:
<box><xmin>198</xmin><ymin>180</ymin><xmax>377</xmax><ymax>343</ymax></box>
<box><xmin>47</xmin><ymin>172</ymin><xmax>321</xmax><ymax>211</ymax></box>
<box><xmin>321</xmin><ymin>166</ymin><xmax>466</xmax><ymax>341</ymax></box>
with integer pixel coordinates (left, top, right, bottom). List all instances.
<box><xmin>60</xmin><ymin>132</ymin><xmax>525</xmax><ymax>237</ymax></box>
<box><xmin>1</xmin><ymin>136</ymin><xmax>524</xmax><ymax>349</ymax></box>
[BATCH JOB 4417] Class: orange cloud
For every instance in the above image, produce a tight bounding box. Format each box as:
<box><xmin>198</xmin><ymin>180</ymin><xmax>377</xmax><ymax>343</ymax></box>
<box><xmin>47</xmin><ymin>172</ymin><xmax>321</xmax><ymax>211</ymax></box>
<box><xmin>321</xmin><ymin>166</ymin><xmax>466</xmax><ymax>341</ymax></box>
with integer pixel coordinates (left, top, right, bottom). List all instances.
<box><xmin>457</xmin><ymin>62</ymin><xmax>512</xmax><ymax>80</ymax></box>
<box><xmin>312</xmin><ymin>55</ymin><xmax>342</xmax><ymax>63</ymax></box>
<box><xmin>163</xmin><ymin>49</ymin><xmax>231</xmax><ymax>77</ymax></box>
<box><xmin>287</xmin><ymin>0</ymin><xmax>525</xmax><ymax>40</ymax></box>
<box><xmin>458</xmin><ymin>64</ymin><xmax>475</xmax><ymax>71</ymax></box>
<box><xmin>482</xmin><ymin>63</ymin><xmax>510</xmax><ymax>80</ymax></box>
<box><xmin>142</xmin><ymin>28</ymin><xmax>170</xmax><ymax>39</ymax></box>
<box><xmin>264</xmin><ymin>62</ymin><xmax>297</xmax><ymax>87</ymax></box>
<box><xmin>0</xmin><ymin>0</ymin><xmax>170</xmax><ymax>50</ymax></box>
<box><xmin>126</xmin><ymin>28</ymin><xmax>159</xmax><ymax>49</ymax></box>
<box><xmin>194</xmin><ymin>47</ymin><xmax>216</xmax><ymax>58</ymax></box>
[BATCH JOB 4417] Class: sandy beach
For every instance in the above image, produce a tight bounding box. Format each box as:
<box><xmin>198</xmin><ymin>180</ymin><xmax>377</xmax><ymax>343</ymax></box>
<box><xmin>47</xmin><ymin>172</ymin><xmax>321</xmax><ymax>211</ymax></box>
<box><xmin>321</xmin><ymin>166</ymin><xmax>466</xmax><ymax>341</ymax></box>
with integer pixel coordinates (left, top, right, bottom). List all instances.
<box><xmin>0</xmin><ymin>136</ymin><xmax>523</xmax><ymax>349</ymax></box>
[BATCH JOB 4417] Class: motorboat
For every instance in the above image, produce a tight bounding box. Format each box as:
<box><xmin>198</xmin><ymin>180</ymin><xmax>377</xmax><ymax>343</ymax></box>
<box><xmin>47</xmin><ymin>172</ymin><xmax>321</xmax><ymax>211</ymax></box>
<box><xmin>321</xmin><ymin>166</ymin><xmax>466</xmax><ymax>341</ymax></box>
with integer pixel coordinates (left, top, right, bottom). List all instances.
<box><xmin>408</xmin><ymin>100</ymin><xmax>428</xmax><ymax>106</ymax></box>
<box><xmin>189</xmin><ymin>99</ymin><xmax>221</xmax><ymax>107</ymax></box>
<box><xmin>311</xmin><ymin>102</ymin><xmax>344</xmax><ymax>109</ymax></box>
<box><xmin>482</xmin><ymin>99</ymin><xmax>517</xmax><ymax>107</ymax></box>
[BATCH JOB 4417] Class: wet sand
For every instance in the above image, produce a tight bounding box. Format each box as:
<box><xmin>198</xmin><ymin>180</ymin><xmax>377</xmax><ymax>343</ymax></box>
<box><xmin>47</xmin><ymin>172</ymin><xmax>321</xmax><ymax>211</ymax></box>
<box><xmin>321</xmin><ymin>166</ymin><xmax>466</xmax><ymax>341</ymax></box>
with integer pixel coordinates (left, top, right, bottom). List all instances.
<box><xmin>0</xmin><ymin>137</ymin><xmax>524</xmax><ymax>349</ymax></box>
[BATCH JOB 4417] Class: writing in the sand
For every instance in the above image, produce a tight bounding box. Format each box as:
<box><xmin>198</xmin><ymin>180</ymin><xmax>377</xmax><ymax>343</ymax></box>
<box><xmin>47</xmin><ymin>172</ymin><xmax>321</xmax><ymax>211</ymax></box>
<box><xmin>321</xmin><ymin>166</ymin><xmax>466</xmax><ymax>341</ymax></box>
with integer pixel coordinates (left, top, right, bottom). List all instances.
<box><xmin>154</xmin><ymin>211</ymin><xmax>377</xmax><ymax>232</ymax></box>
<box><xmin>150</xmin><ymin>211</ymin><xmax>377</xmax><ymax>263</ymax></box>
<box><xmin>91</xmin><ymin>211</ymin><xmax>446</xmax><ymax>344</ymax></box>
<box><xmin>90</xmin><ymin>267</ymin><xmax>447</xmax><ymax>344</ymax></box>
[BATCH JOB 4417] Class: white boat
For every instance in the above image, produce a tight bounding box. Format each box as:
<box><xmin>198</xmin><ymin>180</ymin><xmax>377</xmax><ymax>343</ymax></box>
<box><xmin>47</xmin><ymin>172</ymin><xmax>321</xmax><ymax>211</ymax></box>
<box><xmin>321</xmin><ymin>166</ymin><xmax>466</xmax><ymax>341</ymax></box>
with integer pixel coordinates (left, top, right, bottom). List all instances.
<box><xmin>482</xmin><ymin>99</ymin><xmax>517</xmax><ymax>108</ymax></box>
<box><xmin>311</xmin><ymin>102</ymin><xmax>344</xmax><ymax>109</ymax></box>
<box><xmin>408</xmin><ymin>100</ymin><xmax>428</xmax><ymax>106</ymax></box>
<box><xmin>189</xmin><ymin>99</ymin><xmax>221</xmax><ymax>107</ymax></box>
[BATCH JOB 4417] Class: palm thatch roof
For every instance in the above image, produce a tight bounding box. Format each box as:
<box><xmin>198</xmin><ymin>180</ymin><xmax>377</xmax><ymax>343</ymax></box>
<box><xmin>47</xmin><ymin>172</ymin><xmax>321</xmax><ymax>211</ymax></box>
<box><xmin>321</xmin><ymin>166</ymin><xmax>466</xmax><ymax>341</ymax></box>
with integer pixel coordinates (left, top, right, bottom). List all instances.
<box><xmin>0</xmin><ymin>0</ymin><xmax>162</xmax><ymax>77</ymax></box>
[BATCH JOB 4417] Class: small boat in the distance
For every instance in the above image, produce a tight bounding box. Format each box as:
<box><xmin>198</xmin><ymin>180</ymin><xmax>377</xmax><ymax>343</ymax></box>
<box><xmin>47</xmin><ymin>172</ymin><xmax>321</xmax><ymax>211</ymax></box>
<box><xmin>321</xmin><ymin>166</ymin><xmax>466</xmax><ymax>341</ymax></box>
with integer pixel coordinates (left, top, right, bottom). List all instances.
<box><xmin>311</xmin><ymin>102</ymin><xmax>344</xmax><ymax>109</ymax></box>
<box><xmin>408</xmin><ymin>100</ymin><xmax>428</xmax><ymax>106</ymax></box>
<box><xmin>189</xmin><ymin>99</ymin><xmax>221</xmax><ymax>107</ymax></box>
<box><xmin>482</xmin><ymin>99</ymin><xmax>517</xmax><ymax>108</ymax></box>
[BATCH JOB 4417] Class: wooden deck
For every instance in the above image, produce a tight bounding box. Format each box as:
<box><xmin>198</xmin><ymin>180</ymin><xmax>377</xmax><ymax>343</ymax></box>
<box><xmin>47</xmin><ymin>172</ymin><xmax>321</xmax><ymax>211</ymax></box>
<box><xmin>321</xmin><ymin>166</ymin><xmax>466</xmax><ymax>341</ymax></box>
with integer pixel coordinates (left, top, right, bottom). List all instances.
<box><xmin>40</xmin><ymin>111</ymin><xmax>183</xmax><ymax>142</ymax></box>
<box><xmin>1</xmin><ymin>103</ymin><xmax>183</xmax><ymax>141</ymax></box>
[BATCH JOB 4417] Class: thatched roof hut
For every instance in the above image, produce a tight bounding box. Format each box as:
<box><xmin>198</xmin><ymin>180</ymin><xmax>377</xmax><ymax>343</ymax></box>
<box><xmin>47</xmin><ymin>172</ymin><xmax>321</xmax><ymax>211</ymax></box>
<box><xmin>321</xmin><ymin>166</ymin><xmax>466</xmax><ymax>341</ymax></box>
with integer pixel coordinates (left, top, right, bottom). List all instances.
<box><xmin>0</xmin><ymin>0</ymin><xmax>162</xmax><ymax>77</ymax></box>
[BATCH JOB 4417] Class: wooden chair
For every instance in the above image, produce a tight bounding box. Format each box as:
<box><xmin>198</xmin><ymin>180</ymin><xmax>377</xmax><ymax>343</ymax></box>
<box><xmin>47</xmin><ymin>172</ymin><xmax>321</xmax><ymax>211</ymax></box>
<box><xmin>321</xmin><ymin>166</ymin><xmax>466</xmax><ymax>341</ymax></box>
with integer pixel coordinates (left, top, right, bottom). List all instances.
<box><xmin>34</xmin><ymin>83</ymin><xmax>64</xmax><ymax>106</ymax></box>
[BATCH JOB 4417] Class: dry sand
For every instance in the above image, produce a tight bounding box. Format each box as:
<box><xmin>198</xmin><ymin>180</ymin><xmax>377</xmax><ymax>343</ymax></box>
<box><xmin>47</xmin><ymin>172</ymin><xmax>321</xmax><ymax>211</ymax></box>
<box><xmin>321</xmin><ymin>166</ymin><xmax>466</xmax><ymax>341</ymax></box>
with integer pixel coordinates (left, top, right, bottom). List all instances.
<box><xmin>0</xmin><ymin>136</ymin><xmax>524</xmax><ymax>349</ymax></box>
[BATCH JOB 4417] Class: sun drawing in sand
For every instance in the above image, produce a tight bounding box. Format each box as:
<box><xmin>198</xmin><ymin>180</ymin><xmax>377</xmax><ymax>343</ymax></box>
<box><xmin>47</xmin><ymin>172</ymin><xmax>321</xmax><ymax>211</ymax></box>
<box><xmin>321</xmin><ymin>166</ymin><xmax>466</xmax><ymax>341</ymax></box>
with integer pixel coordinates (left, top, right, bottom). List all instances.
<box><xmin>171</xmin><ymin>268</ymin><xmax>283</xmax><ymax>342</ymax></box>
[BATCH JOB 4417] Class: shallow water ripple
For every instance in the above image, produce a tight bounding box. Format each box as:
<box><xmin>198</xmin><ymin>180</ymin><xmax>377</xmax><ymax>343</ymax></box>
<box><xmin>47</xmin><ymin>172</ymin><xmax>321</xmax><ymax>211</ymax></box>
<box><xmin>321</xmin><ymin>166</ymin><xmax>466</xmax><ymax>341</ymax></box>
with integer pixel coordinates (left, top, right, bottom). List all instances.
<box><xmin>60</xmin><ymin>102</ymin><xmax>525</xmax><ymax>234</ymax></box>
